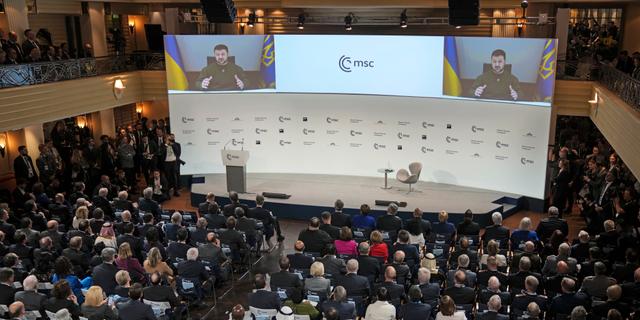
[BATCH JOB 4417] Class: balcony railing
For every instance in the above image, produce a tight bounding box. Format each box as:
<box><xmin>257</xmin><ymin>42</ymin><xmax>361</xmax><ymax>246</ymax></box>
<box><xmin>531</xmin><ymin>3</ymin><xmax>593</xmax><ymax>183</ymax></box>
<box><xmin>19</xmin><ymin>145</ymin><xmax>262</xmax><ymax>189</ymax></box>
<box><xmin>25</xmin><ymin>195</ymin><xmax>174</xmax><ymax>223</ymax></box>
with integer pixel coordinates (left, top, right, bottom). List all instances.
<box><xmin>0</xmin><ymin>53</ymin><xmax>165</xmax><ymax>89</ymax></box>
<box><xmin>597</xmin><ymin>64</ymin><xmax>640</xmax><ymax>111</ymax></box>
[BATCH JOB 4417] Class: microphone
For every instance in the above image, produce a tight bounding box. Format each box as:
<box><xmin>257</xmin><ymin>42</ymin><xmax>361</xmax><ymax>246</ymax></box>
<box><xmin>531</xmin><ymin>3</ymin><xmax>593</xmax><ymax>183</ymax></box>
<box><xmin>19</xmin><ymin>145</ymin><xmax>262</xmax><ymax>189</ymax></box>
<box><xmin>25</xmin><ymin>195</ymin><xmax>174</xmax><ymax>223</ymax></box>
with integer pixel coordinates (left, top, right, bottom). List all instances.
<box><xmin>241</xmin><ymin>138</ymin><xmax>245</xmax><ymax>151</ymax></box>
<box><xmin>223</xmin><ymin>139</ymin><xmax>233</xmax><ymax>150</ymax></box>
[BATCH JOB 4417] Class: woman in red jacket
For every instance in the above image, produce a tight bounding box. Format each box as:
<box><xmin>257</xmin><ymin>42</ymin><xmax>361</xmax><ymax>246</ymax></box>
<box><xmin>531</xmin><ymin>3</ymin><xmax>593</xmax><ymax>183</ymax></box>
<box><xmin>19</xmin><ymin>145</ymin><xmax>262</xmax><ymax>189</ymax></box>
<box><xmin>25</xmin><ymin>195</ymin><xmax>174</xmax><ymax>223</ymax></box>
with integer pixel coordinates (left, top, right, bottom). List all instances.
<box><xmin>369</xmin><ymin>230</ymin><xmax>389</xmax><ymax>263</ymax></box>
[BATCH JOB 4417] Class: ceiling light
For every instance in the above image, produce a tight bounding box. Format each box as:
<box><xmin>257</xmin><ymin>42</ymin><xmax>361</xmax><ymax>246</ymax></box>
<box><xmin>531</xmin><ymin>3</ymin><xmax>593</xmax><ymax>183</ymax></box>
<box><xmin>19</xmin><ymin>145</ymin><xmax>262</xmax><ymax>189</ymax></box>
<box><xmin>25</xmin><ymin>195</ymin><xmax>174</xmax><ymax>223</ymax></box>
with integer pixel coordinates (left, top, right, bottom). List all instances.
<box><xmin>297</xmin><ymin>13</ymin><xmax>305</xmax><ymax>30</ymax></box>
<box><xmin>344</xmin><ymin>13</ymin><xmax>353</xmax><ymax>31</ymax></box>
<box><xmin>400</xmin><ymin>9</ymin><xmax>408</xmax><ymax>28</ymax></box>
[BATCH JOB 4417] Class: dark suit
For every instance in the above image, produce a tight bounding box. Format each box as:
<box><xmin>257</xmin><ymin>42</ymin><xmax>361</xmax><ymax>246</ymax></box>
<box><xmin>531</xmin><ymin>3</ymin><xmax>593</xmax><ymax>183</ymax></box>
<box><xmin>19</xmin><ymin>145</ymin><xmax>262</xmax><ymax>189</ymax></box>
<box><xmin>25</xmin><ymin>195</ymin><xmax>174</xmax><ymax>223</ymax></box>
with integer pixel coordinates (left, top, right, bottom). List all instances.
<box><xmin>248</xmin><ymin>289</ymin><xmax>281</xmax><ymax>310</ymax></box>
<box><xmin>0</xmin><ymin>222</ymin><xmax>16</xmax><ymax>244</ymax></box>
<box><xmin>443</xmin><ymin>285</ymin><xmax>475</xmax><ymax>305</ymax></box>
<box><xmin>117</xmin><ymin>234</ymin><xmax>145</xmax><ymax>262</ymax></box>
<box><xmin>92</xmin><ymin>262</ymin><xmax>119</xmax><ymax>295</ymax></box>
<box><xmin>138</xmin><ymin>198</ymin><xmax>162</xmax><ymax>220</ymax></box>
<box><xmin>535</xmin><ymin>217</ymin><xmax>569</xmax><ymax>243</ymax></box>
<box><xmin>511</xmin><ymin>292</ymin><xmax>548</xmax><ymax>315</ymax></box>
<box><xmin>248</xmin><ymin>207</ymin><xmax>275</xmax><ymax>235</ymax></box>
<box><xmin>223</xmin><ymin>202</ymin><xmax>250</xmax><ymax>217</ymax></box>
<box><xmin>376</xmin><ymin>215</ymin><xmax>403</xmax><ymax>238</ymax></box>
<box><xmin>317</xmin><ymin>255</ymin><xmax>347</xmax><ymax>276</ymax></box>
<box><xmin>21</xmin><ymin>39</ymin><xmax>39</xmax><ymax>58</ymax></box>
<box><xmin>117</xmin><ymin>299</ymin><xmax>157</xmax><ymax>320</ymax></box>
<box><xmin>509</xmin><ymin>271</ymin><xmax>543</xmax><ymax>294</ymax></box>
<box><xmin>322</xmin><ymin>301</ymin><xmax>356</xmax><ymax>320</ymax></box>
<box><xmin>375</xmin><ymin>281</ymin><xmax>405</xmax><ymax>306</ymax></box>
<box><xmin>331</xmin><ymin>212</ymin><xmax>352</xmax><ymax>228</ymax></box>
<box><xmin>298</xmin><ymin>229</ymin><xmax>332</xmax><ymax>253</ymax></box>
<box><xmin>336</xmin><ymin>273</ymin><xmax>370</xmax><ymax>297</ymax></box>
<box><xmin>177</xmin><ymin>260</ymin><xmax>209</xmax><ymax>281</ymax></box>
<box><xmin>143</xmin><ymin>285</ymin><xmax>179</xmax><ymax>307</ymax></box>
<box><xmin>551</xmin><ymin>170</ymin><xmax>571</xmax><ymax>213</ymax></box>
<box><xmin>92</xmin><ymin>196</ymin><xmax>115</xmax><ymax>221</ymax></box>
<box><xmin>477</xmin><ymin>311</ymin><xmax>509</xmax><ymax>320</ymax></box>
<box><xmin>237</xmin><ymin>216</ymin><xmax>258</xmax><ymax>246</ymax></box>
<box><xmin>13</xmin><ymin>154</ymin><xmax>38</xmax><ymax>184</ymax></box>
<box><xmin>67</xmin><ymin>230</ymin><xmax>94</xmax><ymax>253</ymax></box>
<box><xmin>270</xmin><ymin>270</ymin><xmax>303</xmax><ymax>294</ymax></box>
<box><xmin>0</xmin><ymin>283</ymin><xmax>16</xmax><ymax>305</ymax></box>
<box><xmin>457</xmin><ymin>221</ymin><xmax>481</xmax><ymax>236</ymax></box>
<box><xmin>477</xmin><ymin>270</ymin><xmax>508</xmax><ymax>290</ymax></box>
<box><xmin>320</xmin><ymin>223</ymin><xmax>341</xmax><ymax>240</ymax></box>
<box><xmin>592</xmin><ymin>300</ymin><xmax>631</xmax><ymax>319</ymax></box>
<box><xmin>14</xmin><ymin>290</ymin><xmax>47</xmax><ymax>311</ymax></box>
<box><xmin>44</xmin><ymin>297</ymin><xmax>82</xmax><ymax>320</ymax></box>
<box><xmin>399</xmin><ymin>301</ymin><xmax>432</xmax><ymax>320</ymax></box>
<box><xmin>167</xmin><ymin>242</ymin><xmax>192</xmax><ymax>261</ymax></box>
<box><xmin>419</xmin><ymin>282</ymin><xmax>440</xmax><ymax>303</ymax></box>
<box><xmin>357</xmin><ymin>255</ymin><xmax>382</xmax><ymax>284</ymax></box>
<box><xmin>204</xmin><ymin>212</ymin><xmax>228</xmax><ymax>230</ymax></box>
<box><xmin>548</xmin><ymin>292</ymin><xmax>589</xmax><ymax>317</ymax></box>
<box><xmin>482</xmin><ymin>225</ymin><xmax>510</xmax><ymax>246</ymax></box>
<box><xmin>287</xmin><ymin>253</ymin><xmax>314</xmax><ymax>270</ymax></box>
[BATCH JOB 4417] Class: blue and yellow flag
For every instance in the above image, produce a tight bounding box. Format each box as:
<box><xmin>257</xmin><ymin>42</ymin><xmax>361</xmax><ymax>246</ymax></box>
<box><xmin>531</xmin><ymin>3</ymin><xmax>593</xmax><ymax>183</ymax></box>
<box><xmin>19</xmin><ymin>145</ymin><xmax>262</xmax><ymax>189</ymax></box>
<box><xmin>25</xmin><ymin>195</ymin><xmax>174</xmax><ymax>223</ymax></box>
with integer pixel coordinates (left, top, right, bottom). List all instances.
<box><xmin>536</xmin><ymin>39</ymin><xmax>557</xmax><ymax>103</ymax></box>
<box><xmin>260</xmin><ymin>35</ymin><xmax>276</xmax><ymax>88</ymax></box>
<box><xmin>443</xmin><ymin>36</ymin><xmax>462</xmax><ymax>97</ymax></box>
<box><xmin>164</xmin><ymin>35</ymin><xmax>188</xmax><ymax>91</ymax></box>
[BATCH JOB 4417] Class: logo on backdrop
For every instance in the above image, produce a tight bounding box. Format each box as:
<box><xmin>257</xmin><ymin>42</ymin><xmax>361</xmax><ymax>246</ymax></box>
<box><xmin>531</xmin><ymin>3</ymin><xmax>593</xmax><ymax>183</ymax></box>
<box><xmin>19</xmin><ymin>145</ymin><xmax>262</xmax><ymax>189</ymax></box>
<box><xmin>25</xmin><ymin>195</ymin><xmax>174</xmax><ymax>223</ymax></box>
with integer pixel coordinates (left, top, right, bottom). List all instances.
<box><xmin>422</xmin><ymin>122</ymin><xmax>435</xmax><ymax>129</ymax></box>
<box><xmin>471</xmin><ymin>153</ymin><xmax>481</xmax><ymax>158</ymax></box>
<box><xmin>373</xmin><ymin>143</ymin><xmax>386</xmax><ymax>150</ymax></box>
<box><xmin>496</xmin><ymin>141</ymin><xmax>510</xmax><ymax>148</ymax></box>
<box><xmin>421</xmin><ymin>146</ymin><xmax>434</xmax><ymax>153</ymax></box>
<box><xmin>303</xmin><ymin>128</ymin><xmax>316</xmax><ymax>135</ymax></box>
<box><xmin>255</xmin><ymin>128</ymin><xmax>267</xmax><ymax>134</ymax></box>
<box><xmin>521</xmin><ymin>157</ymin><xmax>535</xmax><ymax>165</ymax></box>
<box><xmin>397</xmin><ymin>132</ymin><xmax>410</xmax><ymax>139</ymax></box>
<box><xmin>206</xmin><ymin>128</ymin><xmax>219</xmax><ymax>135</ymax></box>
<box><xmin>181</xmin><ymin>117</ymin><xmax>194</xmax><ymax>123</ymax></box>
<box><xmin>338</xmin><ymin>55</ymin><xmax>375</xmax><ymax>73</ymax></box>
<box><xmin>279</xmin><ymin>140</ymin><xmax>292</xmax><ymax>146</ymax></box>
<box><xmin>278</xmin><ymin>116</ymin><xmax>291</xmax><ymax>122</ymax></box>
<box><xmin>445</xmin><ymin>136</ymin><xmax>459</xmax><ymax>143</ymax></box>
<box><xmin>350</xmin><ymin>130</ymin><xmax>362</xmax><ymax>136</ymax></box>
<box><xmin>471</xmin><ymin>125</ymin><xmax>485</xmax><ymax>133</ymax></box>
<box><xmin>326</xmin><ymin>117</ymin><xmax>338</xmax><ymax>124</ymax></box>
<box><xmin>226</xmin><ymin>154</ymin><xmax>240</xmax><ymax>161</ymax></box>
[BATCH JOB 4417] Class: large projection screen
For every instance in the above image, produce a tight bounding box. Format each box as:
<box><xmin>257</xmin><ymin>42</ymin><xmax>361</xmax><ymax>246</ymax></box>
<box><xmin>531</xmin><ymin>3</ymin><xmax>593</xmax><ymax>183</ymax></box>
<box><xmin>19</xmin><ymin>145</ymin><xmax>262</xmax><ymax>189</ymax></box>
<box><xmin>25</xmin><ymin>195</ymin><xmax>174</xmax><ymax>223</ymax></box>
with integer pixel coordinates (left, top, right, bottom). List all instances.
<box><xmin>165</xmin><ymin>35</ymin><xmax>557</xmax><ymax>199</ymax></box>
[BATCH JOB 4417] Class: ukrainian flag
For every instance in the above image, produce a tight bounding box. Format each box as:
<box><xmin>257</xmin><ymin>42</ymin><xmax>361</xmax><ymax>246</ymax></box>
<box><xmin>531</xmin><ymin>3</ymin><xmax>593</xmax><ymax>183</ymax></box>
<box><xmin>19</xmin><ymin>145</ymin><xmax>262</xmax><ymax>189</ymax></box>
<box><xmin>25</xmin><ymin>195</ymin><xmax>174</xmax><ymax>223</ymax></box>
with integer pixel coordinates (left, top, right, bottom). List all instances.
<box><xmin>164</xmin><ymin>35</ymin><xmax>189</xmax><ymax>91</ymax></box>
<box><xmin>536</xmin><ymin>39</ymin><xmax>557</xmax><ymax>103</ymax></box>
<box><xmin>260</xmin><ymin>35</ymin><xmax>276</xmax><ymax>88</ymax></box>
<box><xmin>443</xmin><ymin>36</ymin><xmax>462</xmax><ymax>97</ymax></box>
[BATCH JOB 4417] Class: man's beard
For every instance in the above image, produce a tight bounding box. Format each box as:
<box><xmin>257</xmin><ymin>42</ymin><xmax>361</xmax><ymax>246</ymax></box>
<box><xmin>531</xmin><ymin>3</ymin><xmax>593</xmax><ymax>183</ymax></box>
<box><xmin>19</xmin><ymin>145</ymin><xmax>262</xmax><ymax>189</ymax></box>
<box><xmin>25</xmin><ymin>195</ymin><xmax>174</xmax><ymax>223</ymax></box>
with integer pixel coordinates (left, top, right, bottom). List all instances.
<box><xmin>493</xmin><ymin>67</ymin><xmax>503</xmax><ymax>74</ymax></box>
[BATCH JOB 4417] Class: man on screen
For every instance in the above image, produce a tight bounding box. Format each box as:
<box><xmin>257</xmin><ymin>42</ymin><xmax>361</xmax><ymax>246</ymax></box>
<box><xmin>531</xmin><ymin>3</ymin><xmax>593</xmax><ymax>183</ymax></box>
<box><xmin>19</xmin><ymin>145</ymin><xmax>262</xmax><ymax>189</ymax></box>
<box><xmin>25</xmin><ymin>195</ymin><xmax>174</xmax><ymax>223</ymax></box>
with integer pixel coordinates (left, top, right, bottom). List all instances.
<box><xmin>195</xmin><ymin>44</ymin><xmax>249</xmax><ymax>91</ymax></box>
<box><xmin>470</xmin><ymin>49</ymin><xmax>522</xmax><ymax>101</ymax></box>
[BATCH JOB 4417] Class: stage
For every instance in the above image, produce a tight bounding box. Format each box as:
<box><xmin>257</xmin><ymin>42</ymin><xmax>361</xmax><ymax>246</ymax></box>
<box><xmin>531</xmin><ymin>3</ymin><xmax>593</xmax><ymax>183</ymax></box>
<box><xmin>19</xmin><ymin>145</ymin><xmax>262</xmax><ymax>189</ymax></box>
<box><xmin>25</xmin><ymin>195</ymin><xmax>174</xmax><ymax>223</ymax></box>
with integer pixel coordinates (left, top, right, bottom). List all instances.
<box><xmin>189</xmin><ymin>173</ymin><xmax>526</xmax><ymax>225</ymax></box>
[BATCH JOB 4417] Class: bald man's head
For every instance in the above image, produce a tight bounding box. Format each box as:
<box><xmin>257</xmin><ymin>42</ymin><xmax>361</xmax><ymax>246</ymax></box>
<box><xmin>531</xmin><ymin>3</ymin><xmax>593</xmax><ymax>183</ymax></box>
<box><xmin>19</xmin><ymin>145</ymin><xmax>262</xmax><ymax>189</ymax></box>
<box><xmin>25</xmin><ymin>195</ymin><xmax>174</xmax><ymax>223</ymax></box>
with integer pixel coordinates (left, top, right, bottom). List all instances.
<box><xmin>384</xmin><ymin>266</ymin><xmax>396</xmax><ymax>282</ymax></box>
<box><xmin>557</xmin><ymin>260</ymin><xmax>569</xmax><ymax>274</ymax></box>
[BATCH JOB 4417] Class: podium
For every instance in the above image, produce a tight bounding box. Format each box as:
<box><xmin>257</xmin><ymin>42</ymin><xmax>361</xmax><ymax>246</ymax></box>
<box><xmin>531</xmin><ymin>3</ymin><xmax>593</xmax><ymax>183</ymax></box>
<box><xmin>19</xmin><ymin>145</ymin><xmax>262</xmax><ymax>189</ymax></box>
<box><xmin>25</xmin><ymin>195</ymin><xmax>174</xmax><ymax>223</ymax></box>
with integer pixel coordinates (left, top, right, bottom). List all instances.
<box><xmin>221</xmin><ymin>149</ymin><xmax>249</xmax><ymax>193</ymax></box>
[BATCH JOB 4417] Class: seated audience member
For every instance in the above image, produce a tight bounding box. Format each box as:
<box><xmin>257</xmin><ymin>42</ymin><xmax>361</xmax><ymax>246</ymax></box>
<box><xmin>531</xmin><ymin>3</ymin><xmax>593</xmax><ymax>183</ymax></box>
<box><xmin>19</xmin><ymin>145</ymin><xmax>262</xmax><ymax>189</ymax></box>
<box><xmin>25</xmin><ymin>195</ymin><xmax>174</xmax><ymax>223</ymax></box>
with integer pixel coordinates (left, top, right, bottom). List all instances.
<box><xmin>365</xmin><ymin>287</ymin><xmax>396</xmax><ymax>320</ymax></box>
<box><xmin>591</xmin><ymin>285</ymin><xmax>630</xmax><ymax>319</ymax></box>
<box><xmin>248</xmin><ymin>194</ymin><xmax>278</xmax><ymax>249</ymax></box>
<box><xmin>376</xmin><ymin>203</ymin><xmax>403</xmax><ymax>242</ymax></box>
<box><xmin>392</xmin><ymin>230</ymin><xmax>420</xmax><ymax>272</ymax></box>
<box><xmin>510</xmin><ymin>217</ymin><xmax>539</xmax><ymax>251</ymax></box>
<box><xmin>390</xmin><ymin>250</ymin><xmax>411</xmax><ymax>285</ymax></box>
<box><xmin>235</xmin><ymin>207</ymin><xmax>260</xmax><ymax>248</ymax></box>
<box><xmin>92</xmin><ymin>248</ymin><xmax>119</xmax><ymax>296</ymax></box>
<box><xmin>114</xmin><ymin>270</ymin><xmax>132</xmax><ymax>298</ymax></box>
<box><xmin>335</xmin><ymin>259</ymin><xmax>371</xmax><ymax>298</ymax></box>
<box><xmin>569</xmin><ymin>306</ymin><xmax>587</xmax><ymax>320</ymax></box>
<box><xmin>231</xmin><ymin>304</ymin><xmax>245</xmax><ymax>320</ymax></box>
<box><xmin>283</xmin><ymin>289</ymin><xmax>320</xmax><ymax>320</ymax></box>
<box><xmin>288</xmin><ymin>240</ymin><xmax>314</xmax><ymax>271</ymax></box>
<box><xmin>480</xmin><ymin>240</ymin><xmax>507</xmax><ymax>269</ymax></box>
<box><xmin>190</xmin><ymin>217</ymin><xmax>209</xmax><ymax>246</ymax></box>
<box><xmin>115</xmin><ymin>242</ymin><xmax>146</xmax><ymax>283</ymax></box>
<box><xmin>317</xmin><ymin>244</ymin><xmax>347</xmax><ymax>276</ymax></box>
<box><xmin>322</xmin><ymin>286</ymin><xmax>356</xmax><ymax>320</ymax></box>
<box><xmin>509</xmin><ymin>257</ymin><xmax>542</xmax><ymax>294</ymax></box>
<box><xmin>334</xmin><ymin>226</ymin><xmax>358</xmax><ymax>256</ymax></box>
<box><xmin>81</xmin><ymin>286</ymin><xmax>118</xmax><ymax>320</ymax></box>
<box><xmin>542</xmin><ymin>243</ymin><xmax>578</xmax><ymax>276</ymax></box>
<box><xmin>356</xmin><ymin>242</ymin><xmax>382</xmax><ymax>285</ymax></box>
<box><xmin>14</xmin><ymin>275</ymin><xmax>46</xmax><ymax>311</ymax></box>
<box><xmin>143</xmin><ymin>247</ymin><xmax>174</xmax><ymax>281</ymax></box>
<box><xmin>535</xmin><ymin>206</ymin><xmax>568</xmax><ymax>243</ymax></box>
<box><xmin>457</xmin><ymin>209</ymin><xmax>480</xmax><ymax>237</ymax></box>
<box><xmin>482</xmin><ymin>212</ymin><xmax>510</xmax><ymax>246</ymax></box>
<box><xmin>298</xmin><ymin>217</ymin><xmax>332</xmax><ymax>254</ymax></box>
<box><xmin>478</xmin><ymin>276</ymin><xmax>511</xmax><ymax>310</ymax></box>
<box><xmin>116</xmin><ymin>283</ymin><xmax>157</xmax><ymax>320</ymax></box>
<box><xmin>304</xmin><ymin>261</ymin><xmax>331</xmax><ymax>297</ymax></box>
<box><xmin>451</xmin><ymin>237</ymin><xmax>478</xmax><ymax>269</ymax></box>
<box><xmin>580</xmin><ymin>261</ymin><xmax>616</xmax><ymax>299</ymax></box>
<box><xmin>177</xmin><ymin>248</ymin><xmax>210</xmax><ymax>285</ymax></box>
<box><xmin>320</xmin><ymin>211</ymin><xmax>341</xmax><ymax>240</ymax></box>
<box><xmin>143</xmin><ymin>272</ymin><xmax>180</xmax><ymax>308</ymax></box>
<box><xmin>511</xmin><ymin>276</ymin><xmax>547</xmax><ymax>317</ymax></box>
<box><xmin>52</xmin><ymin>256</ymin><xmax>89</xmax><ymax>304</ymax></box>
<box><xmin>270</xmin><ymin>256</ymin><xmax>303</xmax><ymax>297</ymax></box>
<box><xmin>94</xmin><ymin>222</ymin><xmax>117</xmax><ymax>249</ymax></box>
<box><xmin>369</xmin><ymin>230</ymin><xmax>389</xmax><ymax>263</ymax></box>
<box><xmin>435</xmin><ymin>295</ymin><xmax>466</xmax><ymax>320</ymax></box>
<box><xmin>544</xmin><ymin>261</ymin><xmax>576</xmax><ymax>297</ymax></box>
<box><xmin>431</xmin><ymin>210</ymin><xmax>456</xmax><ymax>243</ymax></box>
<box><xmin>8</xmin><ymin>301</ymin><xmax>27</xmax><ymax>320</ymax></box>
<box><xmin>478</xmin><ymin>256</ymin><xmax>508</xmax><ymax>290</ymax></box>
<box><xmin>352</xmin><ymin>204</ymin><xmax>376</xmax><ymax>230</ymax></box>
<box><xmin>548</xmin><ymin>278</ymin><xmax>589</xmax><ymax>318</ymax></box>
<box><xmin>248</xmin><ymin>273</ymin><xmax>281</xmax><ymax>310</ymax></box>
<box><xmin>405</xmin><ymin>208</ymin><xmax>431</xmax><ymax>245</ymax></box>
<box><xmin>44</xmin><ymin>279</ymin><xmax>82</xmax><ymax>320</ymax></box>
<box><xmin>512</xmin><ymin>241</ymin><xmax>542</xmax><ymax>273</ymax></box>
<box><xmin>446</xmin><ymin>254</ymin><xmax>476</xmax><ymax>288</ymax></box>
<box><xmin>219</xmin><ymin>216</ymin><xmax>248</xmax><ymax>262</ymax></box>
<box><xmin>163</xmin><ymin>212</ymin><xmax>183</xmax><ymax>242</ymax></box>
<box><xmin>375</xmin><ymin>266</ymin><xmax>406</xmax><ymax>308</ymax></box>
<box><xmin>330</xmin><ymin>199</ymin><xmax>352</xmax><ymax>228</ymax></box>
<box><xmin>443</xmin><ymin>270</ymin><xmax>475</xmax><ymax>305</ymax></box>
<box><xmin>478</xmin><ymin>295</ymin><xmax>509</xmax><ymax>320</ymax></box>
<box><xmin>417</xmin><ymin>267</ymin><xmax>440</xmax><ymax>304</ymax></box>
<box><xmin>138</xmin><ymin>187</ymin><xmax>162</xmax><ymax>220</ymax></box>
<box><xmin>222</xmin><ymin>191</ymin><xmax>249</xmax><ymax>218</ymax></box>
<box><xmin>399</xmin><ymin>285</ymin><xmax>432</xmax><ymax>320</ymax></box>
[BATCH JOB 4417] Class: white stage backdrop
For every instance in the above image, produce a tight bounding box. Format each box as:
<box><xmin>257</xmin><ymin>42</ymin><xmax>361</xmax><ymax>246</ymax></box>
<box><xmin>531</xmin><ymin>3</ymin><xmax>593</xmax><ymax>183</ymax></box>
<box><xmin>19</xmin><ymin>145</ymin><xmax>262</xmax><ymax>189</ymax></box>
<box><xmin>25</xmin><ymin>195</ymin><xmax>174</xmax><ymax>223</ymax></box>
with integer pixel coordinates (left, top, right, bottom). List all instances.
<box><xmin>170</xmin><ymin>93</ymin><xmax>550</xmax><ymax>198</ymax></box>
<box><xmin>166</xmin><ymin>35</ymin><xmax>557</xmax><ymax>199</ymax></box>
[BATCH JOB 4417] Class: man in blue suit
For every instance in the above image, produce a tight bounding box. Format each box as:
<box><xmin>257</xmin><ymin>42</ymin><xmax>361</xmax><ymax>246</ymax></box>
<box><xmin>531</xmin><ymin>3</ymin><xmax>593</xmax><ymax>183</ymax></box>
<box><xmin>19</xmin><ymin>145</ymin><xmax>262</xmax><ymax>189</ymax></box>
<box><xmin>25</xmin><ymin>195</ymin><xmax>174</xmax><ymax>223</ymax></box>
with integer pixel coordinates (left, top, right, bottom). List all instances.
<box><xmin>399</xmin><ymin>285</ymin><xmax>432</xmax><ymax>320</ymax></box>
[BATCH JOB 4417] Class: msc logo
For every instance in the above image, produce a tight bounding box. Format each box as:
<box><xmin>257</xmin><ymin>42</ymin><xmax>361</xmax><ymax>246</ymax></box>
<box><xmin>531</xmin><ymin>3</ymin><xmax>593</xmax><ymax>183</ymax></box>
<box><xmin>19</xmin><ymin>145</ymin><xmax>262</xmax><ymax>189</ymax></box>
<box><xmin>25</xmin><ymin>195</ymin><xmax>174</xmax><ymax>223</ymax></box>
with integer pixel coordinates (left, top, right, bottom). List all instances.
<box><xmin>496</xmin><ymin>141</ymin><xmax>510</xmax><ymax>148</ymax></box>
<box><xmin>373</xmin><ymin>143</ymin><xmax>386</xmax><ymax>150</ymax></box>
<box><xmin>255</xmin><ymin>128</ymin><xmax>267</xmax><ymax>134</ymax></box>
<box><xmin>181</xmin><ymin>117</ymin><xmax>194</xmax><ymax>123</ymax></box>
<box><xmin>278</xmin><ymin>116</ymin><xmax>291</xmax><ymax>122</ymax></box>
<box><xmin>521</xmin><ymin>157</ymin><xmax>535</xmax><ymax>165</ymax></box>
<box><xmin>206</xmin><ymin>128</ymin><xmax>219</xmax><ymax>135</ymax></box>
<box><xmin>397</xmin><ymin>133</ymin><xmax>410</xmax><ymax>139</ymax></box>
<box><xmin>279</xmin><ymin>140</ymin><xmax>292</xmax><ymax>146</ymax></box>
<box><xmin>302</xmin><ymin>128</ymin><xmax>316</xmax><ymax>135</ymax></box>
<box><xmin>329</xmin><ymin>142</ymin><xmax>337</xmax><ymax>147</ymax></box>
<box><xmin>232</xmin><ymin>117</ymin><xmax>241</xmax><ymax>121</ymax></box>
<box><xmin>376</xmin><ymin>120</ymin><xmax>385</xmax><ymax>125</ymax></box>
<box><xmin>524</xmin><ymin>132</ymin><xmax>535</xmax><ymax>137</ymax></box>
<box><xmin>471</xmin><ymin>125</ymin><xmax>485</xmax><ymax>133</ymax></box>
<box><xmin>226</xmin><ymin>154</ymin><xmax>240</xmax><ymax>161</ymax></box>
<box><xmin>326</xmin><ymin>117</ymin><xmax>338</xmax><ymax>124</ymax></box>
<box><xmin>350</xmin><ymin>130</ymin><xmax>362</xmax><ymax>136</ymax></box>
<box><xmin>472</xmin><ymin>153</ymin><xmax>481</xmax><ymax>158</ymax></box>
<box><xmin>445</xmin><ymin>136</ymin><xmax>459</xmax><ymax>143</ymax></box>
<box><xmin>422</xmin><ymin>121</ymin><xmax>435</xmax><ymax>129</ymax></box>
<box><xmin>338</xmin><ymin>55</ymin><xmax>375</xmax><ymax>73</ymax></box>
<box><xmin>231</xmin><ymin>139</ymin><xmax>240</xmax><ymax>146</ymax></box>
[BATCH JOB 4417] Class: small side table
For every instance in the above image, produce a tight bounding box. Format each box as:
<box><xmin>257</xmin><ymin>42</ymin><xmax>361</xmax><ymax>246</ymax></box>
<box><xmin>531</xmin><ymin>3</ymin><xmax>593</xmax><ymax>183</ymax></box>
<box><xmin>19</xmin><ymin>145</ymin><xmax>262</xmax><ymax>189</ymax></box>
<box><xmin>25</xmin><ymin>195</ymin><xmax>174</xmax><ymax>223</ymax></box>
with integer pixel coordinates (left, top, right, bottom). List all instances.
<box><xmin>377</xmin><ymin>168</ymin><xmax>394</xmax><ymax>189</ymax></box>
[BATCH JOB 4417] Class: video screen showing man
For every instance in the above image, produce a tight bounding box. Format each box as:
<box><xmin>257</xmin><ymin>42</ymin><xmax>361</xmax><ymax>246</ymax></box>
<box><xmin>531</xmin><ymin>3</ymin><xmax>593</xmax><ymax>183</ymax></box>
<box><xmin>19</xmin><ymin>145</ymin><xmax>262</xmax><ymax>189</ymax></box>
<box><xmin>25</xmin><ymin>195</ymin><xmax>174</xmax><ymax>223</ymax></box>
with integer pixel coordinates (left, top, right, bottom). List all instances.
<box><xmin>195</xmin><ymin>44</ymin><xmax>249</xmax><ymax>91</ymax></box>
<box><xmin>470</xmin><ymin>49</ymin><xmax>522</xmax><ymax>101</ymax></box>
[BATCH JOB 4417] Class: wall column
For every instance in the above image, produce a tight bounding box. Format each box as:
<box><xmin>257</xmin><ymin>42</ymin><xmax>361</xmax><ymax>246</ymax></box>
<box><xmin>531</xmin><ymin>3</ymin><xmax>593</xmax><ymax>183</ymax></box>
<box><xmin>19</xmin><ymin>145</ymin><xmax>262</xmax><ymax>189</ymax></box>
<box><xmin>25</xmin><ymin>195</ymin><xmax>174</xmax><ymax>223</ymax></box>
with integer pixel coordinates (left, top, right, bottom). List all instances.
<box><xmin>82</xmin><ymin>2</ymin><xmax>108</xmax><ymax>57</ymax></box>
<box><xmin>4</xmin><ymin>0</ymin><xmax>29</xmax><ymax>42</ymax></box>
<box><xmin>99</xmin><ymin>109</ymin><xmax>116</xmax><ymax>137</ymax></box>
<box><xmin>23</xmin><ymin>124</ymin><xmax>44</xmax><ymax>173</ymax></box>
